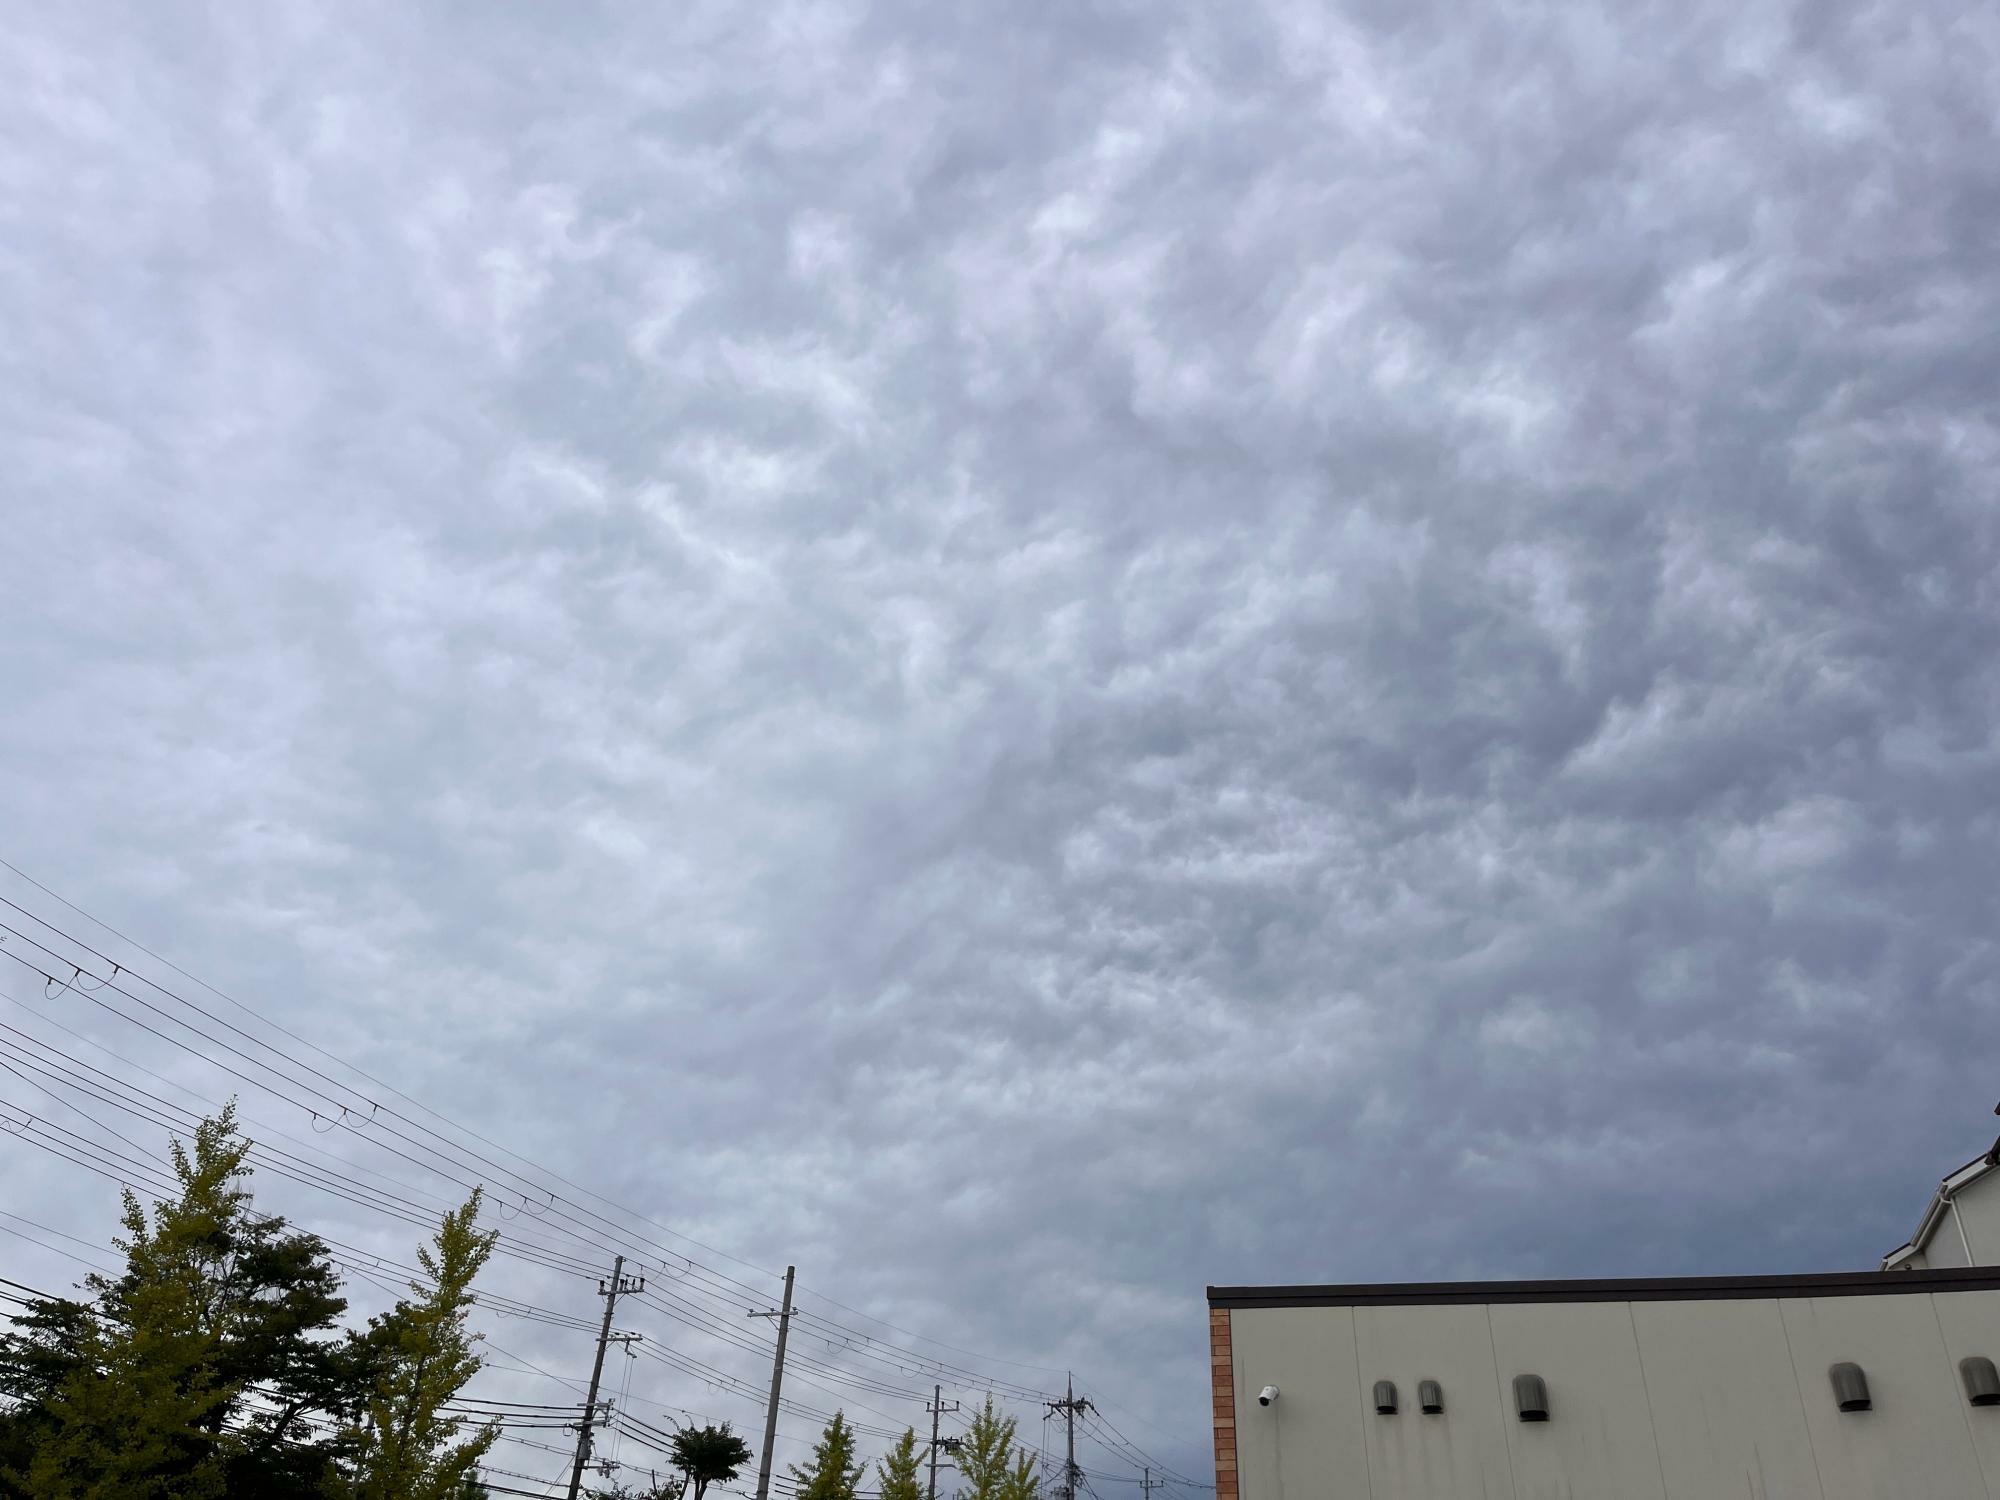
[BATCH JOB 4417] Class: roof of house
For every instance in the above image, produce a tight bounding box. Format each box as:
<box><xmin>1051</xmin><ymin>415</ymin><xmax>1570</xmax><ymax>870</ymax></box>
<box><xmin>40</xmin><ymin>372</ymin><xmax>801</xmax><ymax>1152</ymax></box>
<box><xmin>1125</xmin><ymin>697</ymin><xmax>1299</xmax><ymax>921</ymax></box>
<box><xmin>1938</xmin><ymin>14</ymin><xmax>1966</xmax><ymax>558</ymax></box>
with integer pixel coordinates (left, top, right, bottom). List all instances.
<box><xmin>1881</xmin><ymin>1143</ymin><xmax>2000</xmax><ymax>1270</ymax></box>
<box><xmin>1208</xmin><ymin>1265</ymin><xmax>2000</xmax><ymax>1309</ymax></box>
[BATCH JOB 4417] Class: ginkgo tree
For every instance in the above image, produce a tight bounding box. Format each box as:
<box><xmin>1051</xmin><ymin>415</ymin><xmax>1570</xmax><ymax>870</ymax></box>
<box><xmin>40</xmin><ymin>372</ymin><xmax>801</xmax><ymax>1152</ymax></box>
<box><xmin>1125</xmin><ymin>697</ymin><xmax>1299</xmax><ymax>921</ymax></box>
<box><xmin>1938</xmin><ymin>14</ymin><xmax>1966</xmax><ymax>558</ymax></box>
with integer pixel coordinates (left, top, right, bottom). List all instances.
<box><xmin>330</xmin><ymin>1188</ymin><xmax>501</xmax><ymax>1500</ymax></box>
<box><xmin>955</xmin><ymin>1397</ymin><xmax>1039</xmax><ymax>1500</ymax></box>
<box><xmin>876</xmin><ymin>1428</ymin><xmax>923</xmax><ymax>1500</ymax></box>
<box><xmin>789</xmin><ymin>1411</ymin><xmax>866</xmax><ymax>1500</ymax></box>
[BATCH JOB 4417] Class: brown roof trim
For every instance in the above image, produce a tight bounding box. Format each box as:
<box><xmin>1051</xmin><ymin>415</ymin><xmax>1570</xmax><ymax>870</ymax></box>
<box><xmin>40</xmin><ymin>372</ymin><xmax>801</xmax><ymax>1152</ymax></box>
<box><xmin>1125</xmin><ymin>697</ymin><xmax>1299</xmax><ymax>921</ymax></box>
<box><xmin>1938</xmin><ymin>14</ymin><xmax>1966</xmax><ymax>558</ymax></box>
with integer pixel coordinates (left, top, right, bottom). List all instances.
<box><xmin>1207</xmin><ymin>1266</ymin><xmax>2000</xmax><ymax>1309</ymax></box>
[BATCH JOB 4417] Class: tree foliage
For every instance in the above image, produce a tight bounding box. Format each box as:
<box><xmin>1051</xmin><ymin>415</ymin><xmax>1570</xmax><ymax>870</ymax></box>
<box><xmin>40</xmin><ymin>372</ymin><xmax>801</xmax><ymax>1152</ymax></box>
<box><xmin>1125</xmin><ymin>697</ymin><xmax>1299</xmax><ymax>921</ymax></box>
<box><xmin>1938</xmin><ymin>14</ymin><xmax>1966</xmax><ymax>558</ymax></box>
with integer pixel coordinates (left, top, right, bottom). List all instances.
<box><xmin>1000</xmin><ymin>1449</ymin><xmax>1039</xmax><ymax>1500</ymax></box>
<box><xmin>788</xmin><ymin>1411</ymin><xmax>864</xmax><ymax>1500</ymax></box>
<box><xmin>4</xmin><ymin>1103</ymin><xmax>356</xmax><ymax>1499</ymax></box>
<box><xmin>876</xmin><ymin>1427</ymin><xmax>923</xmax><ymax>1500</ymax></box>
<box><xmin>670</xmin><ymin>1421</ymin><xmax>753</xmax><ymax>1500</ymax></box>
<box><xmin>330</xmin><ymin>1189</ymin><xmax>499</xmax><ymax>1500</ymax></box>
<box><xmin>0</xmin><ymin>1296</ymin><xmax>96</xmax><ymax>1487</ymax></box>
<box><xmin>0</xmin><ymin>1105</ymin><xmax>501</xmax><ymax>1500</ymax></box>
<box><xmin>592</xmin><ymin>1480</ymin><xmax>685</xmax><ymax>1500</ymax></box>
<box><xmin>956</xmin><ymin>1397</ymin><xmax>1037</xmax><ymax>1500</ymax></box>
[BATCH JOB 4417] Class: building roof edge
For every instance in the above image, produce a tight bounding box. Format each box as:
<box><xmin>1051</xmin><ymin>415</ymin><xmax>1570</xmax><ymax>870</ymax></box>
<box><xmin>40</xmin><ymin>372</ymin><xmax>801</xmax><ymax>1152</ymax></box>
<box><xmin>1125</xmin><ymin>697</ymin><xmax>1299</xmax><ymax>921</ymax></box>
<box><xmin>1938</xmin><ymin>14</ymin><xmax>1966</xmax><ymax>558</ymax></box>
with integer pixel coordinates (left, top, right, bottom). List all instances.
<box><xmin>1206</xmin><ymin>1265</ymin><xmax>2000</xmax><ymax>1309</ymax></box>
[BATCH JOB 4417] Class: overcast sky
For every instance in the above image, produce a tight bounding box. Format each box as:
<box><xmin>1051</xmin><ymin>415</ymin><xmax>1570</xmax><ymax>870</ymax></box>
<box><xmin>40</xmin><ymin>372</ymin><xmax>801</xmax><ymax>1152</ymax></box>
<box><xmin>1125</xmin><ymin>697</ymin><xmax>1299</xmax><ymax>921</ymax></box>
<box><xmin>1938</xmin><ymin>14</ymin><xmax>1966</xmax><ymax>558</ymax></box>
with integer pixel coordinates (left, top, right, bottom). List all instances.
<box><xmin>4</xmin><ymin>0</ymin><xmax>1999</xmax><ymax>1487</ymax></box>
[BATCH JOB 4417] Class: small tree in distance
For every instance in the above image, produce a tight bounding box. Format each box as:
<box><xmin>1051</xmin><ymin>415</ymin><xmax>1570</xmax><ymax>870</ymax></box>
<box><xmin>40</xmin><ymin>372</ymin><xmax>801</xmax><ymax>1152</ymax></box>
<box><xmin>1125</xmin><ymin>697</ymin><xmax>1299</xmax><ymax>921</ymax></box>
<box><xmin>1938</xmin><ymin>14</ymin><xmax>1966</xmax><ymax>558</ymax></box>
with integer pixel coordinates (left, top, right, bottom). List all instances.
<box><xmin>671</xmin><ymin>1421</ymin><xmax>753</xmax><ymax>1500</ymax></box>
<box><xmin>788</xmin><ymin>1411</ymin><xmax>865</xmax><ymax>1500</ymax></box>
<box><xmin>956</xmin><ymin>1397</ymin><xmax>1037</xmax><ymax>1500</ymax></box>
<box><xmin>877</xmin><ymin>1427</ymin><xmax>924</xmax><ymax>1500</ymax></box>
<box><xmin>593</xmin><ymin>1479</ymin><xmax>685</xmax><ymax>1500</ymax></box>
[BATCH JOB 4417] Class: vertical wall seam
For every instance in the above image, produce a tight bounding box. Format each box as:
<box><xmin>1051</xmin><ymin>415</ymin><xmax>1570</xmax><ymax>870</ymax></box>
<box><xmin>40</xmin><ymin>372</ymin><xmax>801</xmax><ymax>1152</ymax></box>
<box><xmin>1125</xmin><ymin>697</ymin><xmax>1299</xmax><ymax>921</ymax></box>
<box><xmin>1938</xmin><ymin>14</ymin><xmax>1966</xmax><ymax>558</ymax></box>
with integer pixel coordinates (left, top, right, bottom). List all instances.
<box><xmin>1483</xmin><ymin>1303</ymin><xmax>1523</xmax><ymax>1500</ymax></box>
<box><xmin>1775</xmin><ymin>1300</ymin><xmax>1830</xmax><ymax>1500</ymax></box>
<box><xmin>1928</xmin><ymin>1291</ymin><xmax>1996</xmax><ymax>1498</ymax></box>
<box><xmin>1624</xmin><ymin>1301</ymin><xmax>1672</xmax><ymax>1500</ymax></box>
<box><xmin>1347</xmin><ymin>1307</ymin><xmax>1376</xmax><ymax>1500</ymax></box>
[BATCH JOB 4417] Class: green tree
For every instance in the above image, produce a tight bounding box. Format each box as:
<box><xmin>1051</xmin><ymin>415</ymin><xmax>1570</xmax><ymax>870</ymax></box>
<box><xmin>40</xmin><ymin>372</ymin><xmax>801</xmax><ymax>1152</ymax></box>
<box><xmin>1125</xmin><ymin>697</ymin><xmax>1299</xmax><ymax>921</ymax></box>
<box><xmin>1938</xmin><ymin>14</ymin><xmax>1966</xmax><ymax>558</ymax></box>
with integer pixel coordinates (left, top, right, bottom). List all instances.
<box><xmin>955</xmin><ymin>1397</ymin><xmax>1018</xmax><ymax>1500</ymax></box>
<box><xmin>669</xmin><ymin>1422</ymin><xmax>752</xmax><ymax>1500</ymax></box>
<box><xmin>876</xmin><ymin>1428</ymin><xmax>923</xmax><ymax>1500</ymax></box>
<box><xmin>788</xmin><ymin>1411</ymin><xmax>864</xmax><ymax>1500</ymax></box>
<box><xmin>0</xmin><ymin>1294</ymin><xmax>96</xmax><ymax>1489</ymax></box>
<box><xmin>956</xmin><ymin>1398</ymin><xmax>1038</xmax><ymax>1500</ymax></box>
<box><xmin>592</xmin><ymin>1480</ymin><xmax>684</xmax><ymax>1500</ymax></box>
<box><xmin>10</xmin><ymin>1104</ymin><xmax>354</xmax><ymax>1499</ymax></box>
<box><xmin>331</xmin><ymin>1189</ymin><xmax>499</xmax><ymax>1500</ymax></box>
<box><xmin>999</xmin><ymin>1449</ymin><xmax>1038</xmax><ymax>1500</ymax></box>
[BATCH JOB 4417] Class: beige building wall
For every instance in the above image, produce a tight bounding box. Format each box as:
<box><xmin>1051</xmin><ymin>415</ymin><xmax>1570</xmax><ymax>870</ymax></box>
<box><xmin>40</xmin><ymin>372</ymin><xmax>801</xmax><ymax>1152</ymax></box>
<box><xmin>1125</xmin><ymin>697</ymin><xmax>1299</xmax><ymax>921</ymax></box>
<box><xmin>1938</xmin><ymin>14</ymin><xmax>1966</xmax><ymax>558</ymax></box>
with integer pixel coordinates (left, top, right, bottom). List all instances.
<box><xmin>1960</xmin><ymin>1180</ymin><xmax>2000</xmax><ymax>1263</ymax></box>
<box><xmin>1215</xmin><ymin>1272</ymin><xmax>2000</xmax><ymax>1500</ymax></box>
<box><xmin>1924</xmin><ymin>1221</ymin><xmax>1973</xmax><ymax>1270</ymax></box>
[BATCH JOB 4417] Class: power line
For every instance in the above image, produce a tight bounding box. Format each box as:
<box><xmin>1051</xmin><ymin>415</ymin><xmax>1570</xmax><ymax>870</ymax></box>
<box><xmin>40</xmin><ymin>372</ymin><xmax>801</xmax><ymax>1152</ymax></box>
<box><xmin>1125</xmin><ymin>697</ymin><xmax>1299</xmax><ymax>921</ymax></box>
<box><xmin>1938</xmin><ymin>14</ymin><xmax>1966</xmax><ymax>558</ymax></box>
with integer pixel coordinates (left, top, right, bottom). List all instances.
<box><xmin>0</xmin><ymin>929</ymin><xmax>680</xmax><ymax>1283</ymax></box>
<box><xmin>0</xmin><ymin>977</ymin><xmax>800</xmax><ymax>1309</ymax></box>
<box><xmin>1075</xmin><ymin>1408</ymin><xmax>1208</xmax><ymax>1489</ymax></box>
<box><xmin>0</xmin><ymin>857</ymin><xmax>786</xmax><ymax>1286</ymax></box>
<box><xmin>0</xmin><ymin>1053</ymin><xmax>609</xmax><ymax>1283</ymax></box>
<box><xmin>634</xmin><ymin>1287</ymin><xmax>933</xmax><ymax>1416</ymax></box>
<box><xmin>787</xmin><ymin>1293</ymin><xmax>1069</xmax><ymax>1383</ymax></box>
<box><xmin>0</xmin><ymin>1107</ymin><xmax>610</xmax><ymax>1355</ymax></box>
<box><xmin>0</xmin><ymin>866</ymin><xmax>1118</xmax><ymax>1450</ymax></box>
<box><xmin>0</xmin><ymin>894</ymin><xmax>790</xmax><ymax>1301</ymax></box>
<box><xmin>2</xmin><ymin>922</ymin><xmax>1062</xmax><ymax>1418</ymax></box>
<box><xmin>0</xmin><ymin>870</ymin><xmax>1067</xmax><ymax>1392</ymax></box>
<box><xmin>0</xmin><ymin>986</ymin><xmax>552</xmax><ymax>1250</ymax></box>
<box><xmin>623</xmin><ymin>1337</ymin><xmax>906</xmax><ymax>1442</ymax></box>
<box><xmin>0</xmin><ymin>1208</ymin><xmax>121</xmax><ymax>1273</ymax></box>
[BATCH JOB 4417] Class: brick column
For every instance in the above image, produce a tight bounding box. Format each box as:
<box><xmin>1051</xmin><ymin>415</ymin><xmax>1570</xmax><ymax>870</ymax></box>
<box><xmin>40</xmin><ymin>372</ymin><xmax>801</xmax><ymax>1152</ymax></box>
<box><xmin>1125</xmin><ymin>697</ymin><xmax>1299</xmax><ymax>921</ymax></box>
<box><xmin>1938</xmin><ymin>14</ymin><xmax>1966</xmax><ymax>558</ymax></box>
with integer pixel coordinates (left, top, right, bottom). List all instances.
<box><xmin>1210</xmin><ymin>1307</ymin><xmax>1237</xmax><ymax>1500</ymax></box>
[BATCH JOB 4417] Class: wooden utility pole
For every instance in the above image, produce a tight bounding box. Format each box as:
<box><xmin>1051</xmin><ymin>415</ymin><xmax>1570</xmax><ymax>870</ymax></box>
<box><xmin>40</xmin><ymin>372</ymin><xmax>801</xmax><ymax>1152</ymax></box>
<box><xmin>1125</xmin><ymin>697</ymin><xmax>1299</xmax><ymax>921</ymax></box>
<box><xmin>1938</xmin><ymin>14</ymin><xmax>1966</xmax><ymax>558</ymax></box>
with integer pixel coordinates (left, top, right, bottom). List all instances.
<box><xmin>569</xmin><ymin>1255</ymin><xmax>646</xmax><ymax>1500</ymax></box>
<box><xmin>751</xmin><ymin>1264</ymin><xmax>797</xmax><ymax>1500</ymax></box>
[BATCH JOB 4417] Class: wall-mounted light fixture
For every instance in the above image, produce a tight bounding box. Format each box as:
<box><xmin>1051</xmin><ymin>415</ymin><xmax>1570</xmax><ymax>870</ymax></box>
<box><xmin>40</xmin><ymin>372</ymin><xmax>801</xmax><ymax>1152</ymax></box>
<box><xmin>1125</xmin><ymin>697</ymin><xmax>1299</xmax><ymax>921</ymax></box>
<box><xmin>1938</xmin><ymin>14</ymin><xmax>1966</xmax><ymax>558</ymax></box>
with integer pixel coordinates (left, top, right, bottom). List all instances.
<box><xmin>1830</xmin><ymin>1362</ymin><xmax>1872</xmax><ymax>1413</ymax></box>
<box><xmin>1257</xmin><ymin>1385</ymin><xmax>1279</xmax><ymax>1408</ymax></box>
<box><xmin>1372</xmin><ymin>1380</ymin><xmax>1397</xmax><ymax>1415</ymax></box>
<box><xmin>1417</xmin><ymin>1379</ymin><xmax>1443</xmax><ymax>1415</ymax></box>
<box><xmin>1512</xmin><ymin>1374</ymin><xmax>1549</xmax><ymax>1423</ymax></box>
<box><xmin>1962</xmin><ymin>1356</ymin><xmax>2000</xmax><ymax>1407</ymax></box>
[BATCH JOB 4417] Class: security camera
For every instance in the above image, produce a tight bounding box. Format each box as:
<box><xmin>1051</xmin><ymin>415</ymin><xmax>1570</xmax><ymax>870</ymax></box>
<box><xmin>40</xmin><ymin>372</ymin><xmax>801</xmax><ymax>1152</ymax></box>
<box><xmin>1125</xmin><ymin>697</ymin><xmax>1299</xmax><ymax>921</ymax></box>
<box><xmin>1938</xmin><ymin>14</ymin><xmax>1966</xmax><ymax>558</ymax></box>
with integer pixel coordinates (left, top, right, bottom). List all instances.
<box><xmin>1258</xmin><ymin>1386</ymin><xmax>1279</xmax><ymax>1407</ymax></box>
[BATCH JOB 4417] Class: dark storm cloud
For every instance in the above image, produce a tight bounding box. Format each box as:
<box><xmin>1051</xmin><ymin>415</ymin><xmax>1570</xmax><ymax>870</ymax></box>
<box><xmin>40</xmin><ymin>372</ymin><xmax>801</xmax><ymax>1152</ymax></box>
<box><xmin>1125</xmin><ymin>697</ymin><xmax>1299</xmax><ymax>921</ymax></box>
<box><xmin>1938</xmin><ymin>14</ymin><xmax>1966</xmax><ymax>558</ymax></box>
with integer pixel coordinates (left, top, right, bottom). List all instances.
<box><xmin>3</xmin><ymin>0</ymin><xmax>1998</xmax><ymax>1479</ymax></box>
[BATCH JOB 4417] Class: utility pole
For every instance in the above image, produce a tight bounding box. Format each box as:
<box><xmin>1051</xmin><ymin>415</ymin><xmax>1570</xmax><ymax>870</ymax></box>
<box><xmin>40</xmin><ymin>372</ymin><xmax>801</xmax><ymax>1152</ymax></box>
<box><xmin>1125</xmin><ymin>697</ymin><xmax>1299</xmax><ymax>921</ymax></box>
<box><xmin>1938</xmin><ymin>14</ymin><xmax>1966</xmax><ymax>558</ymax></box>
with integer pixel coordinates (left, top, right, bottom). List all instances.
<box><xmin>751</xmin><ymin>1264</ymin><xmax>796</xmax><ymax>1500</ymax></box>
<box><xmin>1141</xmin><ymin>1468</ymin><xmax>1153</xmax><ymax>1500</ymax></box>
<box><xmin>568</xmin><ymin>1255</ymin><xmax>646</xmax><ymax>1500</ymax></box>
<box><xmin>1046</xmin><ymin>1377</ymin><xmax>1092</xmax><ymax>1500</ymax></box>
<box><xmin>926</xmin><ymin>1384</ymin><xmax>960</xmax><ymax>1500</ymax></box>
